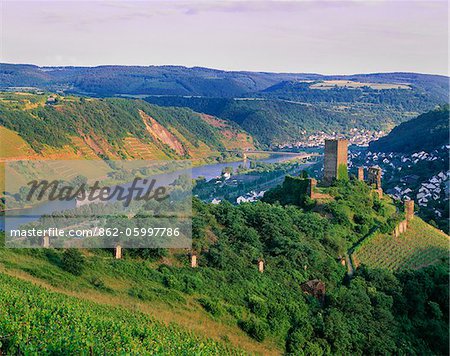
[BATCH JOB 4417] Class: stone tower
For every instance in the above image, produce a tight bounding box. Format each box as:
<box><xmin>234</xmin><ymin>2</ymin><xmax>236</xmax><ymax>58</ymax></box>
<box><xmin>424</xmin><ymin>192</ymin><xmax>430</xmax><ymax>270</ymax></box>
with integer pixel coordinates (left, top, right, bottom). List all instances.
<box><xmin>323</xmin><ymin>139</ymin><xmax>348</xmax><ymax>185</ymax></box>
<box><xmin>258</xmin><ymin>258</ymin><xmax>264</xmax><ymax>273</ymax></box>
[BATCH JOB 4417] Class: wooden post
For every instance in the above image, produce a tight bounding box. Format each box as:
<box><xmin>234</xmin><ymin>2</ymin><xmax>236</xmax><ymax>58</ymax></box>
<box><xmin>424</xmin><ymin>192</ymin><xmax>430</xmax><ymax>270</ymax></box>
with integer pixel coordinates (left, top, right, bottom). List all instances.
<box><xmin>191</xmin><ymin>253</ymin><xmax>197</xmax><ymax>268</ymax></box>
<box><xmin>115</xmin><ymin>245</ymin><xmax>122</xmax><ymax>259</ymax></box>
<box><xmin>405</xmin><ymin>200</ymin><xmax>414</xmax><ymax>221</ymax></box>
<box><xmin>358</xmin><ymin>167</ymin><xmax>364</xmax><ymax>181</ymax></box>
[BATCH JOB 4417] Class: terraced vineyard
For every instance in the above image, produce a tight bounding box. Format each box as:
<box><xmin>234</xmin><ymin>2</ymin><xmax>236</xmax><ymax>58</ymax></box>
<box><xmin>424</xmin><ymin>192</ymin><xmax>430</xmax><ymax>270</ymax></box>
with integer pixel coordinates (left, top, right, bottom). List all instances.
<box><xmin>353</xmin><ymin>218</ymin><xmax>449</xmax><ymax>271</ymax></box>
<box><xmin>0</xmin><ymin>273</ymin><xmax>243</xmax><ymax>355</ymax></box>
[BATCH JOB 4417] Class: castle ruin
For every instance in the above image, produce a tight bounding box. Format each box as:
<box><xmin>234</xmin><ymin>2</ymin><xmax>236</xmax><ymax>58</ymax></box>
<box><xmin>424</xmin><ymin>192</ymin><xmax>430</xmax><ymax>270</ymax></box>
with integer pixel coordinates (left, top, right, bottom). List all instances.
<box><xmin>367</xmin><ymin>167</ymin><xmax>382</xmax><ymax>189</ymax></box>
<box><xmin>308</xmin><ymin>178</ymin><xmax>317</xmax><ymax>199</ymax></box>
<box><xmin>357</xmin><ymin>167</ymin><xmax>365</xmax><ymax>181</ymax></box>
<box><xmin>367</xmin><ymin>166</ymin><xmax>383</xmax><ymax>198</ymax></box>
<box><xmin>323</xmin><ymin>139</ymin><xmax>348</xmax><ymax>185</ymax></box>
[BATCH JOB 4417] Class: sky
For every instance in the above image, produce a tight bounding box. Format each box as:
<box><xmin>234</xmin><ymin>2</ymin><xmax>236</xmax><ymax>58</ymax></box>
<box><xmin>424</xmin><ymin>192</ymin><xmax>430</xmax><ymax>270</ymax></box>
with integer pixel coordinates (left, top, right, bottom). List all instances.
<box><xmin>1</xmin><ymin>0</ymin><xmax>448</xmax><ymax>75</ymax></box>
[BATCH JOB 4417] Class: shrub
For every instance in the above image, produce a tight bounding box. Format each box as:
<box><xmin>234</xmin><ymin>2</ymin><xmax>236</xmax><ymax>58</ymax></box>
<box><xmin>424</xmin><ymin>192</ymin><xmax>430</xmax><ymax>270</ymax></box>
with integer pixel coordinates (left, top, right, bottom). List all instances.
<box><xmin>247</xmin><ymin>294</ymin><xmax>268</xmax><ymax>318</ymax></box>
<box><xmin>89</xmin><ymin>277</ymin><xmax>106</xmax><ymax>290</ymax></box>
<box><xmin>162</xmin><ymin>274</ymin><xmax>182</xmax><ymax>289</ymax></box>
<box><xmin>61</xmin><ymin>249</ymin><xmax>85</xmax><ymax>276</ymax></box>
<box><xmin>198</xmin><ymin>297</ymin><xmax>222</xmax><ymax>316</ymax></box>
<box><xmin>239</xmin><ymin>317</ymin><xmax>268</xmax><ymax>342</ymax></box>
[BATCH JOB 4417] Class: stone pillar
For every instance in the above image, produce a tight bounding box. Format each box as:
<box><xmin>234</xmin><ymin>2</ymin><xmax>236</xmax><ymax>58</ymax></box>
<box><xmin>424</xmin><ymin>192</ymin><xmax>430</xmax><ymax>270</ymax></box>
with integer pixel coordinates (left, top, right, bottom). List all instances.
<box><xmin>358</xmin><ymin>167</ymin><xmax>364</xmax><ymax>181</ymax></box>
<box><xmin>258</xmin><ymin>258</ymin><xmax>264</xmax><ymax>273</ymax></box>
<box><xmin>402</xmin><ymin>220</ymin><xmax>408</xmax><ymax>232</ymax></box>
<box><xmin>399</xmin><ymin>221</ymin><xmax>404</xmax><ymax>234</ymax></box>
<box><xmin>394</xmin><ymin>225</ymin><xmax>400</xmax><ymax>237</ymax></box>
<box><xmin>308</xmin><ymin>178</ymin><xmax>317</xmax><ymax>199</ymax></box>
<box><xmin>405</xmin><ymin>200</ymin><xmax>414</xmax><ymax>221</ymax></box>
<box><xmin>115</xmin><ymin>245</ymin><xmax>122</xmax><ymax>259</ymax></box>
<box><xmin>42</xmin><ymin>235</ymin><xmax>50</xmax><ymax>248</ymax></box>
<box><xmin>377</xmin><ymin>187</ymin><xmax>383</xmax><ymax>199</ymax></box>
<box><xmin>191</xmin><ymin>253</ymin><xmax>198</xmax><ymax>268</ymax></box>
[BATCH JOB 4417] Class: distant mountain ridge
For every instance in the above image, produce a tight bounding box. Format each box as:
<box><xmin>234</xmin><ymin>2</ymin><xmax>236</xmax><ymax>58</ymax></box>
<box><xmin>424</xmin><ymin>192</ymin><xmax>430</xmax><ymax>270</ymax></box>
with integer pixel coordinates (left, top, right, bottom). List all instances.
<box><xmin>1</xmin><ymin>63</ymin><xmax>447</xmax><ymax>98</ymax></box>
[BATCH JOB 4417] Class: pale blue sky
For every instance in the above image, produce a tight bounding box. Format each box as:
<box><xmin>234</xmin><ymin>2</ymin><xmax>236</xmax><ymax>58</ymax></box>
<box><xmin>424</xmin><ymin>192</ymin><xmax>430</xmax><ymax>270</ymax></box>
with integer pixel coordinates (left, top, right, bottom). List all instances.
<box><xmin>2</xmin><ymin>0</ymin><xmax>448</xmax><ymax>75</ymax></box>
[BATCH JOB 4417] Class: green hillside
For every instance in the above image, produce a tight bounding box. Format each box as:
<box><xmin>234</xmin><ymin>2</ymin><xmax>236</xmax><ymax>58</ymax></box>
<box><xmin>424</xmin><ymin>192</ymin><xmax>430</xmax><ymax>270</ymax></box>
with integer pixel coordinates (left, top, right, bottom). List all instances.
<box><xmin>2</xmin><ymin>64</ymin><xmax>448</xmax><ymax>146</ymax></box>
<box><xmin>144</xmin><ymin>93</ymin><xmax>449</xmax><ymax>147</ymax></box>
<box><xmin>0</xmin><ymin>92</ymin><xmax>255</xmax><ymax>163</ymax></box>
<box><xmin>0</xmin><ymin>273</ymin><xmax>243</xmax><ymax>355</ymax></box>
<box><xmin>0</xmin><ymin>179</ymin><xmax>448</xmax><ymax>354</ymax></box>
<box><xmin>369</xmin><ymin>105</ymin><xmax>449</xmax><ymax>153</ymax></box>
<box><xmin>353</xmin><ymin>218</ymin><xmax>449</xmax><ymax>271</ymax></box>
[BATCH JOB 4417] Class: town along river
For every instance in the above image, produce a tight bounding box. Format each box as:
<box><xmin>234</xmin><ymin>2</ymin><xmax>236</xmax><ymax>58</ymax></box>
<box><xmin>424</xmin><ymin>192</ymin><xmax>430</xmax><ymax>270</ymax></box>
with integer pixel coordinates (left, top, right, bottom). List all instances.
<box><xmin>0</xmin><ymin>153</ymin><xmax>309</xmax><ymax>231</ymax></box>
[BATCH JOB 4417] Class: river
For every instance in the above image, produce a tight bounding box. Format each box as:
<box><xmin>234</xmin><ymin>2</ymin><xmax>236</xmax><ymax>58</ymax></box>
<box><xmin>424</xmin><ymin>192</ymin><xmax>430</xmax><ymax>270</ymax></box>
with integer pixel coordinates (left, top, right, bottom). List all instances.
<box><xmin>1</xmin><ymin>153</ymin><xmax>307</xmax><ymax>231</ymax></box>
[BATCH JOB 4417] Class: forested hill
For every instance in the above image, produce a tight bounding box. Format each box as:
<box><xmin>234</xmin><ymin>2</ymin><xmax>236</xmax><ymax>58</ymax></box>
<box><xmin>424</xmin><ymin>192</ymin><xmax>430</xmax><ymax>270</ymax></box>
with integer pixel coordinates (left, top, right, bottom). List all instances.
<box><xmin>0</xmin><ymin>92</ymin><xmax>255</xmax><ymax>162</ymax></box>
<box><xmin>0</xmin><ymin>179</ymin><xmax>448</xmax><ymax>354</ymax></box>
<box><xmin>369</xmin><ymin>105</ymin><xmax>449</xmax><ymax>153</ymax></box>
<box><xmin>2</xmin><ymin>64</ymin><xmax>448</xmax><ymax>146</ymax></box>
<box><xmin>1</xmin><ymin>64</ymin><xmax>447</xmax><ymax>100</ymax></box>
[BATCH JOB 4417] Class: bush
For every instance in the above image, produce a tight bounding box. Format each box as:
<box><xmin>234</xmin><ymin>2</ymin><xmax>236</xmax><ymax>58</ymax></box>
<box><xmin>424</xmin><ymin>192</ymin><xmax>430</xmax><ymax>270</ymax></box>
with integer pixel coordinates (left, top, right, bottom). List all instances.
<box><xmin>238</xmin><ymin>317</ymin><xmax>268</xmax><ymax>342</ymax></box>
<box><xmin>61</xmin><ymin>249</ymin><xmax>85</xmax><ymax>276</ymax></box>
<box><xmin>89</xmin><ymin>277</ymin><xmax>106</xmax><ymax>290</ymax></box>
<box><xmin>198</xmin><ymin>297</ymin><xmax>222</xmax><ymax>316</ymax></box>
<box><xmin>162</xmin><ymin>274</ymin><xmax>182</xmax><ymax>289</ymax></box>
<box><xmin>247</xmin><ymin>294</ymin><xmax>268</xmax><ymax>318</ymax></box>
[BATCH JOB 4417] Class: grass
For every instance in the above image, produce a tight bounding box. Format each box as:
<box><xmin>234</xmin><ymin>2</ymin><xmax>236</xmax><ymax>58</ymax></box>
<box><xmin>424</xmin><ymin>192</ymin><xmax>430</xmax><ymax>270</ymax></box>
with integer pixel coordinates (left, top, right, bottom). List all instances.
<box><xmin>0</xmin><ymin>126</ymin><xmax>36</xmax><ymax>159</ymax></box>
<box><xmin>0</xmin><ymin>248</ymin><xmax>281</xmax><ymax>355</ymax></box>
<box><xmin>0</xmin><ymin>272</ymin><xmax>246</xmax><ymax>355</ymax></box>
<box><xmin>353</xmin><ymin>218</ymin><xmax>449</xmax><ymax>271</ymax></box>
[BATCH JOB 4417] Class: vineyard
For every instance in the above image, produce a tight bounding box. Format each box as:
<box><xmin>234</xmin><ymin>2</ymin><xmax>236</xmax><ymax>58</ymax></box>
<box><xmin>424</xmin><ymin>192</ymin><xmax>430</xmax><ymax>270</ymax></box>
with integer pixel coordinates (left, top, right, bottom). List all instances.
<box><xmin>353</xmin><ymin>218</ymin><xmax>449</xmax><ymax>271</ymax></box>
<box><xmin>0</xmin><ymin>272</ymin><xmax>244</xmax><ymax>355</ymax></box>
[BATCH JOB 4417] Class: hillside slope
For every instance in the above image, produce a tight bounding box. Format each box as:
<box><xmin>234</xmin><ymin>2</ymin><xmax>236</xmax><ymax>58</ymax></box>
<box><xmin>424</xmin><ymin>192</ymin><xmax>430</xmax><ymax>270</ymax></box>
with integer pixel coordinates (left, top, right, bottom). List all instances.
<box><xmin>2</xmin><ymin>64</ymin><xmax>448</xmax><ymax>146</ymax></box>
<box><xmin>0</xmin><ymin>180</ymin><xmax>448</xmax><ymax>354</ymax></box>
<box><xmin>369</xmin><ymin>105</ymin><xmax>449</xmax><ymax>153</ymax></box>
<box><xmin>0</xmin><ymin>92</ymin><xmax>255</xmax><ymax>162</ymax></box>
<box><xmin>353</xmin><ymin>218</ymin><xmax>449</xmax><ymax>271</ymax></box>
<box><xmin>1</xmin><ymin>64</ymin><xmax>447</xmax><ymax>100</ymax></box>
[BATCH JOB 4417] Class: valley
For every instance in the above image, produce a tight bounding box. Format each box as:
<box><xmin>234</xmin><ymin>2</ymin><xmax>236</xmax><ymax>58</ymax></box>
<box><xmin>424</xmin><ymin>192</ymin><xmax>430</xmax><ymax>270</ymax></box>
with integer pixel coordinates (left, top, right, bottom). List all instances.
<box><xmin>0</xmin><ymin>66</ymin><xmax>448</xmax><ymax>356</ymax></box>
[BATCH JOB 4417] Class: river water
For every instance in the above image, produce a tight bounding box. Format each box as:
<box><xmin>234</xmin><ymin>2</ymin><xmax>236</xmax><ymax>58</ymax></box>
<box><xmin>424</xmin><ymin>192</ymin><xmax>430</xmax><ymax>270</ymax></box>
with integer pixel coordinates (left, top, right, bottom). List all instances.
<box><xmin>1</xmin><ymin>154</ymin><xmax>305</xmax><ymax>231</ymax></box>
